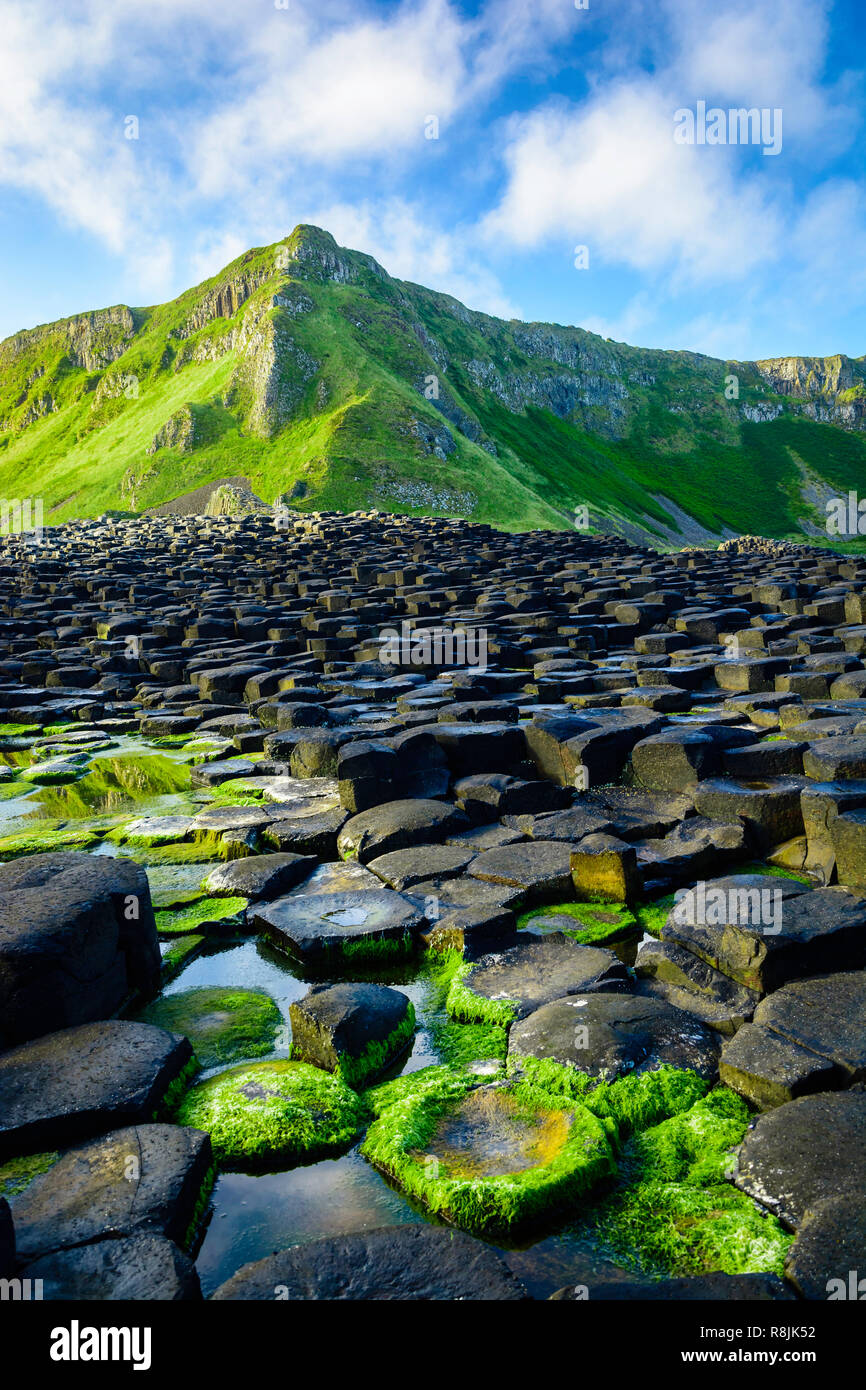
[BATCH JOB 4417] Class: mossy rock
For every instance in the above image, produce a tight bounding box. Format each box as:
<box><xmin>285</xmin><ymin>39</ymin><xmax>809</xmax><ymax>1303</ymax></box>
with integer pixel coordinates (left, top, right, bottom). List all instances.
<box><xmin>589</xmin><ymin>1088</ymin><xmax>794</xmax><ymax>1277</ymax></box>
<box><xmin>175</xmin><ymin>1060</ymin><xmax>364</xmax><ymax>1169</ymax></box>
<box><xmin>0</xmin><ymin>825</ymin><xmax>102</xmax><ymax>858</ymax></box>
<box><xmin>362</xmin><ymin>1065</ymin><xmax>616</xmax><ymax>1235</ymax></box>
<box><xmin>517</xmin><ymin>900</ymin><xmax>640</xmax><ymax>947</ymax></box>
<box><xmin>154</xmin><ymin>895</ymin><xmax>248</xmax><ymax>937</ymax></box>
<box><xmin>0</xmin><ymin>1150</ymin><xmax>60</xmax><ymax>1200</ymax></box>
<box><xmin>136</xmin><ymin>987</ymin><xmax>282</xmax><ymax>1069</ymax></box>
<box><xmin>117</xmin><ymin>841</ymin><xmax>222</xmax><ymax>866</ymax></box>
<box><xmin>0</xmin><ymin>723</ymin><xmax>41</xmax><ymax>737</ymax></box>
<box><xmin>0</xmin><ymin>781</ymin><xmax>30</xmax><ymax>802</ymax></box>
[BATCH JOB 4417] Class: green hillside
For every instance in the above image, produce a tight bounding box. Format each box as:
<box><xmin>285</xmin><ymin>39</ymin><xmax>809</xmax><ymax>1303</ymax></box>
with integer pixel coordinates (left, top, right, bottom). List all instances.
<box><xmin>2</xmin><ymin>223</ymin><xmax>865</xmax><ymax>545</ymax></box>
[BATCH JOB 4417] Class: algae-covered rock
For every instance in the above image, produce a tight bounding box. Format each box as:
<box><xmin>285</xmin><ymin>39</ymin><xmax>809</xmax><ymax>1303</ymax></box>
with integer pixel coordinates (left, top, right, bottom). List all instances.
<box><xmin>446</xmin><ymin>935</ymin><xmax>630</xmax><ymax>1027</ymax></box>
<box><xmin>251</xmin><ymin>889</ymin><xmax>425</xmax><ymax>966</ymax></box>
<box><xmin>154</xmin><ymin>895</ymin><xmax>248</xmax><ymax>937</ymax></box>
<box><xmin>518</xmin><ymin>900</ymin><xmax>641</xmax><ymax>949</ymax></box>
<box><xmin>137</xmin><ymin>987</ymin><xmax>282</xmax><ymax>1068</ymax></box>
<box><xmin>361</xmin><ymin>1066</ymin><xmax>616</xmax><ymax>1234</ymax></box>
<box><xmin>290</xmin><ymin>982</ymin><xmax>415</xmax><ymax>1088</ymax></box>
<box><xmin>175</xmin><ymin>1059</ymin><xmax>363</xmax><ymax>1168</ymax></box>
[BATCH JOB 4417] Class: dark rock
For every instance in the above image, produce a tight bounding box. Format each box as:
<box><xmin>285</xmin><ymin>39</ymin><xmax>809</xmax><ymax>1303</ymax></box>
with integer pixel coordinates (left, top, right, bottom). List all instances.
<box><xmin>9</xmin><ymin>1124</ymin><xmax>212</xmax><ymax>1261</ymax></box>
<box><xmin>22</xmin><ymin>1233</ymin><xmax>201</xmax><ymax>1300</ymax></box>
<box><xmin>0</xmin><ymin>1021</ymin><xmax>193</xmax><ymax>1159</ymax></box>
<box><xmin>0</xmin><ymin>852</ymin><xmax>160</xmax><ymax>1047</ymax></box>
<box><xmin>211</xmin><ymin>1224</ymin><xmax>528</xmax><ymax>1300</ymax></box>
<box><xmin>508</xmin><ymin>992</ymin><xmax>720</xmax><ymax>1082</ymax></box>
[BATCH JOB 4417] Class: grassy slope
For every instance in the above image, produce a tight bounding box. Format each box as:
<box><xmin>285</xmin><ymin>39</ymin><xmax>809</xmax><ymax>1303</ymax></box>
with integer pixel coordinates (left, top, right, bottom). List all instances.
<box><xmin>1</xmin><ymin>226</ymin><xmax>865</xmax><ymax>541</ymax></box>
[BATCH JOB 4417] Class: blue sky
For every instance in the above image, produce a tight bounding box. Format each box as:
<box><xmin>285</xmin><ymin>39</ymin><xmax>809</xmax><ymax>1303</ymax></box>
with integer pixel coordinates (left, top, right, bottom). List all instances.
<box><xmin>0</xmin><ymin>0</ymin><xmax>864</xmax><ymax>360</ymax></box>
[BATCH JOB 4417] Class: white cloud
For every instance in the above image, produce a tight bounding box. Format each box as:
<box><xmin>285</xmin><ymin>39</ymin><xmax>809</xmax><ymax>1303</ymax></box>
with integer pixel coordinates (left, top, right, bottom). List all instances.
<box><xmin>483</xmin><ymin>84</ymin><xmax>785</xmax><ymax>286</ymax></box>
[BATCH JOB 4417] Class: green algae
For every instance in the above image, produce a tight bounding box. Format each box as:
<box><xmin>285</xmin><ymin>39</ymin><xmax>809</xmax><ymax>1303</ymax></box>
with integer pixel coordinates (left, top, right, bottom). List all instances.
<box><xmin>154</xmin><ymin>895</ymin><xmax>248</xmax><ymax>937</ymax></box>
<box><xmin>587</xmin><ymin>1088</ymin><xmax>794</xmax><ymax>1278</ymax></box>
<box><xmin>0</xmin><ymin>781</ymin><xmax>30</xmax><ymax>803</ymax></box>
<box><xmin>31</xmin><ymin>753</ymin><xmax>191</xmax><ymax>819</ymax></box>
<box><xmin>0</xmin><ymin>722</ymin><xmax>41</xmax><ymax>736</ymax></box>
<box><xmin>338</xmin><ymin>931</ymin><xmax>417</xmax><ymax>966</ymax></box>
<box><xmin>635</xmin><ymin>893</ymin><xmax>679</xmax><ymax>938</ymax></box>
<box><xmin>136</xmin><ymin>987</ymin><xmax>281</xmax><ymax>1069</ymax></box>
<box><xmin>431</xmin><ymin>1018</ymin><xmax>508</xmax><ymax>1069</ymax></box>
<box><xmin>0</xmin><ymin>823</ymin><xmax>101</xmax><ymax>857</ymax></box>
<box><xmin>155</xmin><ymin>1055</ymin><xmax>200</xmax><ymax>1119</ymax></box>
<box><xmin>517</xmin><ymin>900</ymin><xmax>640</xmax><ymax>946</ymax></box>
<box><xmin>740</xmin><ymin>860</ymin><xmax>812</xmax><ymax>885</ymax></box>
<box><xmin>161</xmin><ymin>934</ymin><xmax>207</xmax><ymax>984</ymax></box>
<box><xmin>175</xmin><ymin>1059</ymin><xmax>364</xmax><ymax>1168</ymax></box>
<box><xmin>509</xmin><ymin>1059</ymin><xmax>708</xmax><ymax>1142</ymax></box>
<box><xmin>444</xmin><ymin>956</ymin><xmax>518</xmax><ymax>1027</ymax></box>
<box><xmin>0</xmin><ymin>1150</ymin><xmax>60</xmax><ymax>1199</ymax></box>
<box><xmin>116</xmin><ymin>841</ymin><xmax>220</xmax><ymax>866</ymax></box>
<box><xmin>361</xmin><ymin>1065</ymin><xmax>615</xmax><ymax>1235</ymax></box>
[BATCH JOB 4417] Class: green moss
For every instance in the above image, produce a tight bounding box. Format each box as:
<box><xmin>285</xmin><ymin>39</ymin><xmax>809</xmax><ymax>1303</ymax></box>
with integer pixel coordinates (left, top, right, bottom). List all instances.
<box><xmin>509</xmin><ymin>1059</ymin><xmax>708</xmax><ymax>1142</ymax></box>
<box><xmin>740</xmin><ymin>860</ymin><xmax>812</xmax><ymax>885</ymax></box>
<box><xmin>136</xmin><ymin>987</ymin><xmax>281</xmax><ymax>1068</ymax></box>
<box><xmin>31</xmin><ymin>753</ymin><xmax>190</xmax><ymax>818</ymax></box>
<box><xmin>0</xmin><ymin>824</ymin><xmax>101</xmax><ymax>857</ymax></box>
<box><xmin>208</xmin><ymin>779</ymin><xmax>268</xmax><ymax>806</ymax></box>
<box><xmin>579</xmin><ymin>1086</ymin><xmax>793</xmax><ymax>1278</ymax></box>
<box><xmin>154</xmin><ymin>894</ymin><xmax>247</xmax><ymax>937</ymax></box>
<box><xmin>517</xmin><ymin>900</ymin><xmax>640</xmax><ymax>946</ymax></box>
<box><xmin>361</xmin><ymin>1065</ymin><xmax>616</xmax><ymax>1235</ymax></box>
<box><xmin>0</xmin><ymin>781</ymin><xmax>30</xmax><ymax>802</ymax></box>
<box><xmin>0</xmin><ymin>1150</ymin><xmax>60</xmax><ymax>1199</ymax></box>
<box><xmin>431</xmin><ymin>1018</ymin><xmax>508</xmax><ymax>1069</ymax></box>
<box><xmin>445</xmin><ymin>960</ymin><xmax>519</xmax><ymax>1027</ymax></box>
<box><xmin>331</xmin><ymin>1004</ymin><xmax>417</xmax><ymax>1090</ymax></box>
<box><xmin>155</xmin><ymin>1055</ymin><xmax>200</xmax><ymax>1119</ymax></box>
<box><xmin>635</xmin><ymin>893</ymin><xmax>678</xmax><ymax>938</ymax></box>
<box><xmin>0</xmin><ymin>722</ymin><xmax>40</xmax><ymax>736</ymax></box>
<box><xmin>160</xmin><ymin>934</ymin><xmax>206</xmax><ymax>983</ymax></box>
<box><xmin>332</xmin><ymin>931</ymin><xmax>417</xmax><ymax>967</ymax></box>
<box><xmin>175</xmin><ymin>1059</ymin><xmax>364</xmax><ymax>1168</ymax></box>
<box><xmin>118</xmin><ymin>841</ymin><xmax>219</xmax><ymax>865</ymax></box>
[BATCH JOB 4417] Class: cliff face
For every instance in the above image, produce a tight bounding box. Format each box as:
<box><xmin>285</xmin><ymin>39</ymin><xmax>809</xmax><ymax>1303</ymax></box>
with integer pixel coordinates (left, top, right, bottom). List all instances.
<box><xmin>0</xmin><ymin>225</ymin><xmax>865</xmax><ymax>544</ymax></box>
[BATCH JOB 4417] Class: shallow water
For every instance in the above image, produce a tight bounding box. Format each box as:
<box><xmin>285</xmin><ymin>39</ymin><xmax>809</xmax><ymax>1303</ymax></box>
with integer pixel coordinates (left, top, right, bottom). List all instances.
<box><xmin>0</xmin><ymin>726</ymin><xmax>752</xmax><ymax>1298</ymax></box>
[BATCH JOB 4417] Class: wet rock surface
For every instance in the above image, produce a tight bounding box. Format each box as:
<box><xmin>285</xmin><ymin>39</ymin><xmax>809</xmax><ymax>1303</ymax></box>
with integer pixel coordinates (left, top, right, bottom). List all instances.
<box><xmin>2</xmin><ymin>511</ymin><xmax>866</xmax><ymax>1298</ymax></box>
<box><xmin>211</xmin><ymin>1224</ymin><xmax>528</xmax><ymax>1300</ymax></box>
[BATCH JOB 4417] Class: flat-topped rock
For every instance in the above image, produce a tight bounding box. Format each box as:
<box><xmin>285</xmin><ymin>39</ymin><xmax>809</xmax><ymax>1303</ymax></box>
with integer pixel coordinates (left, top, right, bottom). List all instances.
<box><xmin>0</xmin><ymin>1021</ymin><xmax>193</xmax><ymax>1159</ymax></box>
<box><xmin>211</xmin><ymin>1225</ymin><xmax>528</xmax><ymax>1300</ymax></box>
<box><xmin>508</xmin><ymin>992</ymin><xmax>720</xmax><ymax>1082</ymax></box>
